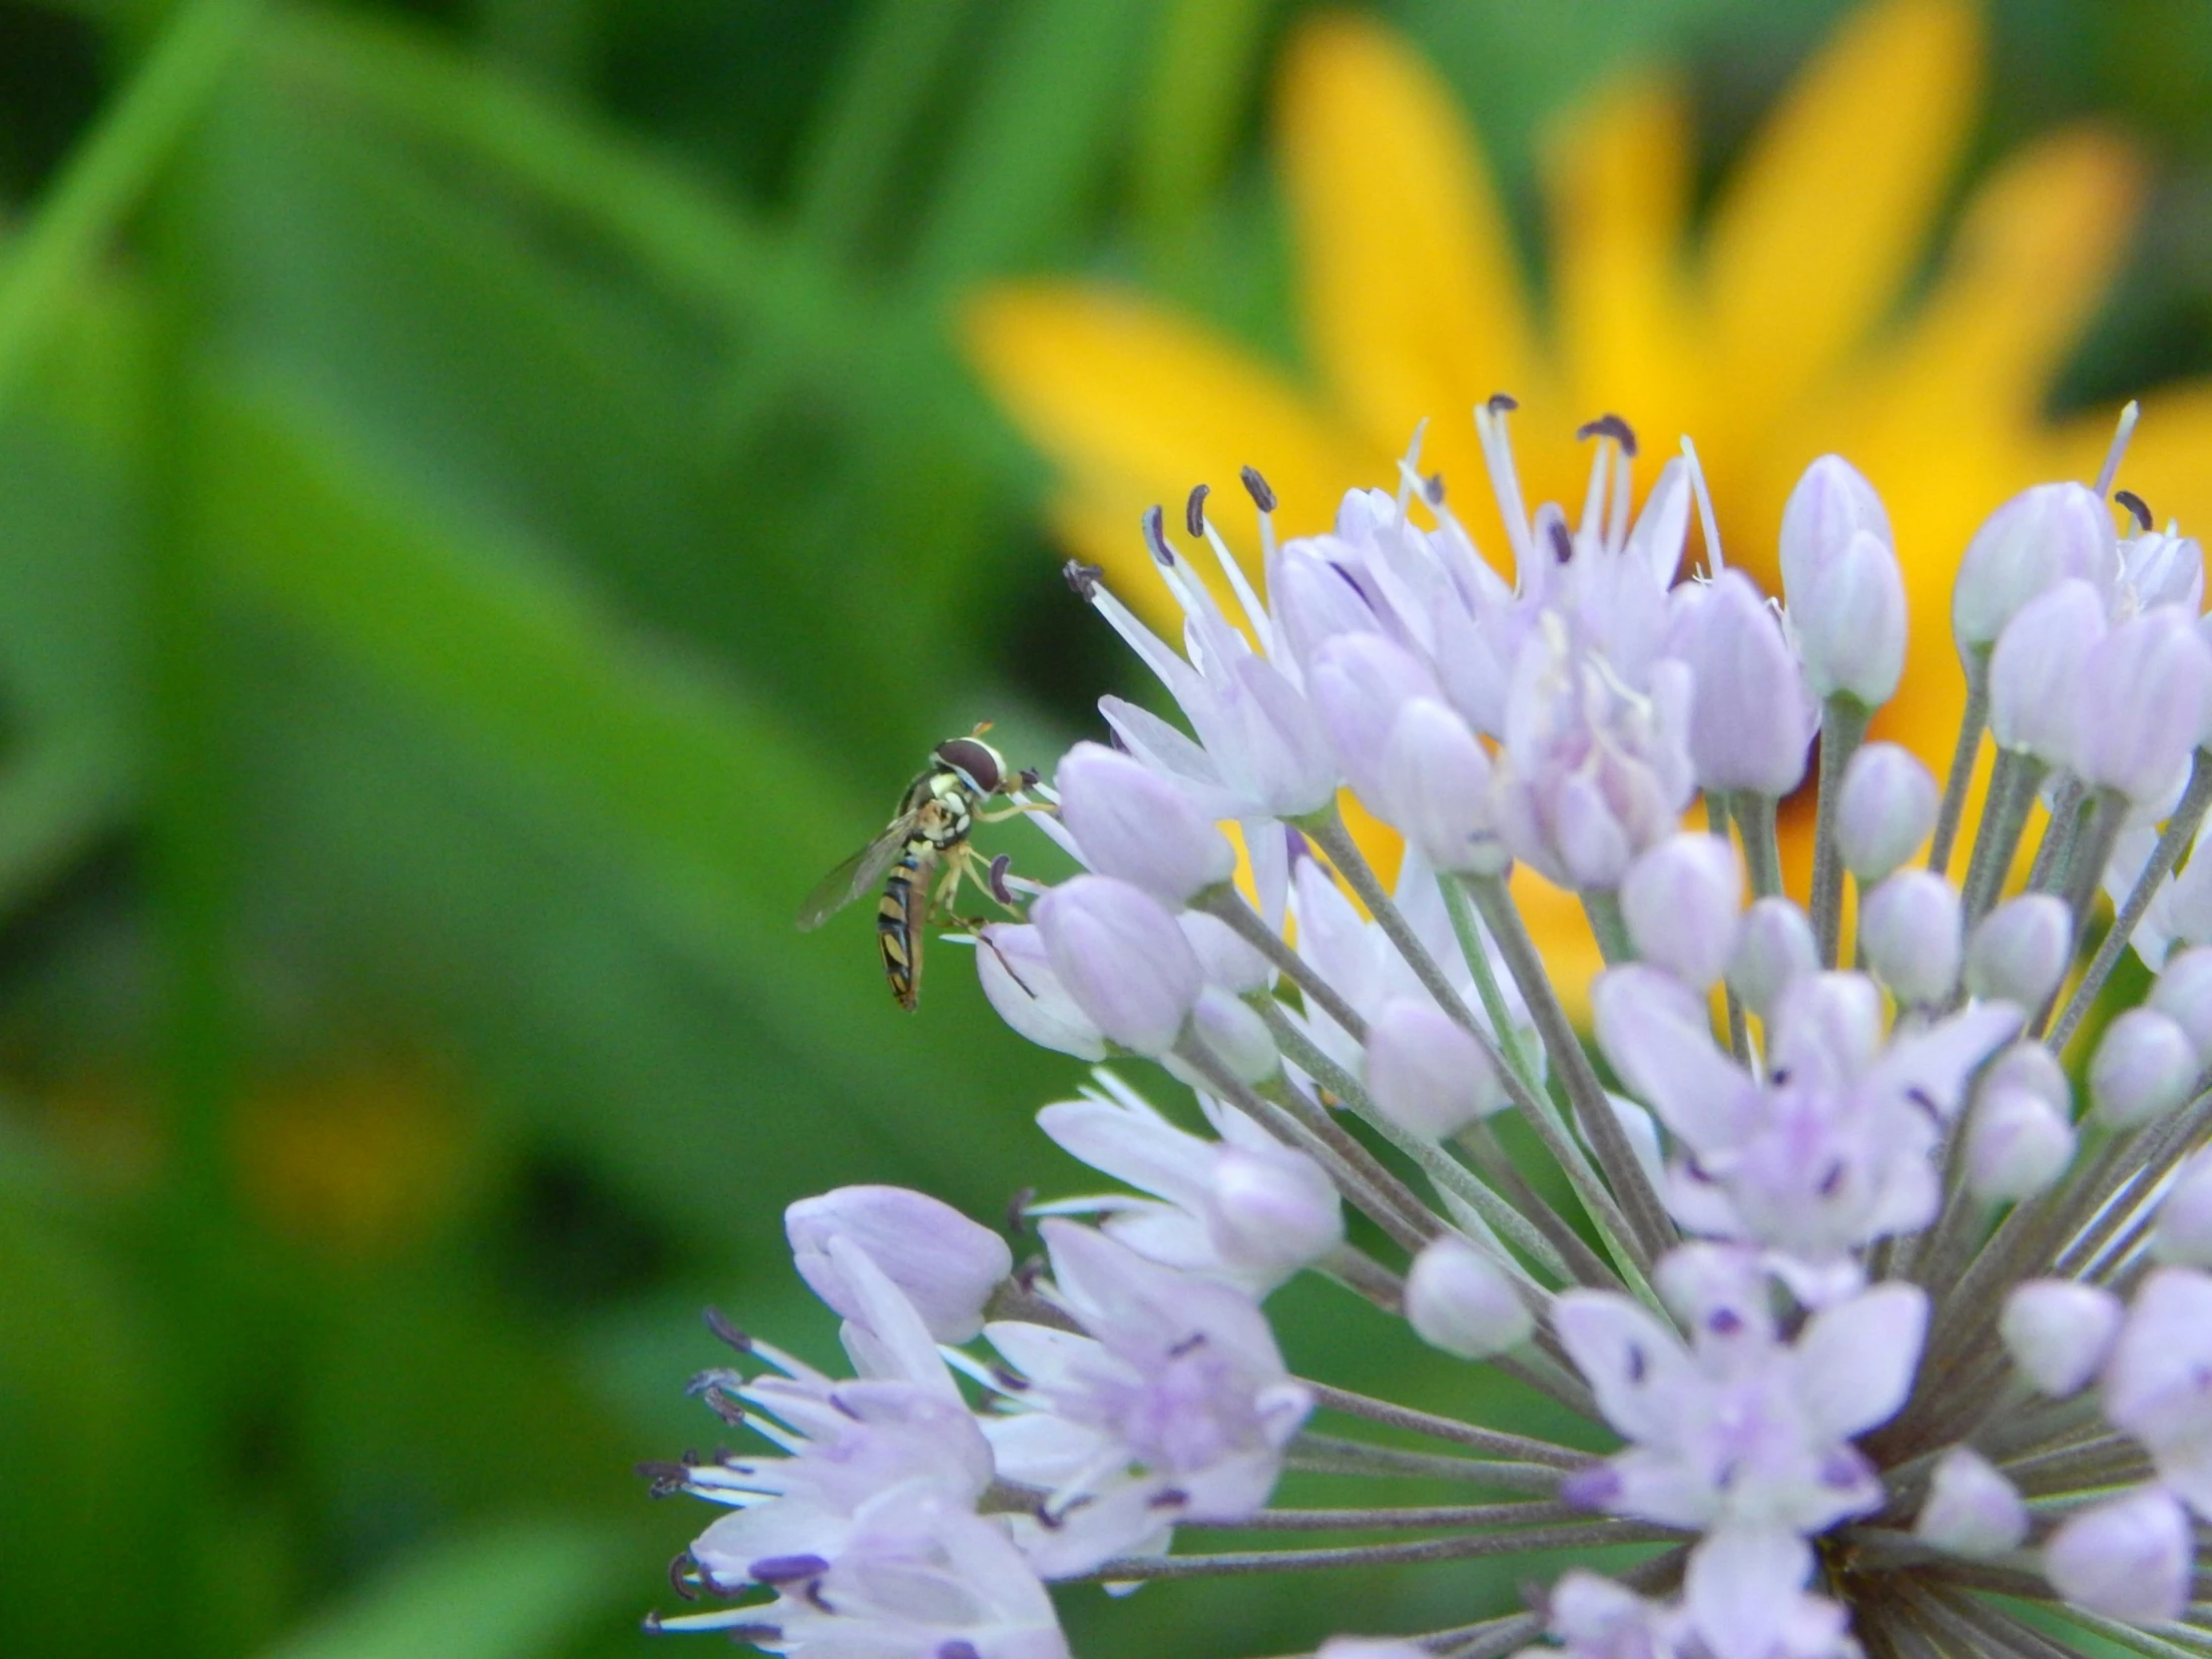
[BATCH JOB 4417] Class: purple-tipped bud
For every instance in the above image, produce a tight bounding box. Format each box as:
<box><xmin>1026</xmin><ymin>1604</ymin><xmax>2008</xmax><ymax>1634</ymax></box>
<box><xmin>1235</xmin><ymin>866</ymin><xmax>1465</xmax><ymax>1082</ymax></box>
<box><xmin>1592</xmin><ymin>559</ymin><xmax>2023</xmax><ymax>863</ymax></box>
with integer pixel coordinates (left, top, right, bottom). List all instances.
<box><xmin>1378</xmin><ymin>698</ymin><xmax>1505</xmax><ymax>874</ymax></box>
<box><xmin>1055</xmin><ymin>741</ymin><xmax>1235</xmax><ymax>904</ymax></box>
<box><xmin>2150</xmin><ymin>943</ymin><xmax>2212</xmax><ymax>1063</ymax></box>
<box><xmin>1727</xmin><ymin>897</ymin><xmax>1819</xmax><ymax>1020</ymax></box>
<box><xmin>2075</xmin><ymin>608</ymin><xmax>2212</xmax><ymax>802</ymax></box>
<box><xmin>2121</xmin><ymin>529</ymin><xmax>2204</xmax><ymax>614</ymax></box>
<box><xmin>1953</xmin><ymin>482</ymin><xmax>2115</xmax><ymax>652</ymax></box>
<box><xmin>2153</xmin><ymin>1147</ymin><xmax>2212</xmax><ymax>1267</ymax></box>
<box><xmin>1403</xmin><ymin>1236</ymin><xmax>1533</xmax><ymax>1359</ymax></box>
<box><xmin>1364</xmin><ymin>996</ymin><xmax>1504</xmax><ymax>1138</ymax></box>
<box><xmin>1963</xmin><ymin>1084</ymin><xmax>2075</xmax><ymax>1203</ymax></box>
<box><xmin>977</xmin><ymin>923</ymin><xmax>1108</xmax><ymax>1060</ymax></box>
<box><xmin>2000</xmin><ymin>1279</ymin><xmax>2123</xmax><ymax>1395</ymax></box>
<box><xmin>1207</xmin><ymin>1144</ymin><xmax>1343</xmax><ymax>1275</ymax></box>
<box><xmin>1857</xmin><ymin>869</ymin><xmax>1962</xmax><ymax>1006</ymax></box>
<box><xmin>1914</xmin><ymin>1446</ymin><xmax>2028</xmax><ymax>1557</ymax></box>
<box><xmin>1033</xmin><ymin>875</ymin><xmax>1202</xmax><ymax>1056</ymax></box>
<box><xmin>1186</xmin><ymin>984</ymin><xmax>1280</xmax><ymax>1085</ymax></box>
<box><xmin>1308</xmin><ymin>633</ymin><xmax>1440</xmax><ymax>808</ymax></box>
<box><xmin>1179</xmin><ymin>911</ymin><xmax>1272</xmax><ymax>995</ymax></box>
<box><xmin>1794</xmin><ymin>529</ymin><xmax>1908</xmax><ymax>706</ymax></box>
<box><xmin>1836</xmin><ymin>743</ymin><xmax>1937</xmax><ymax>882</ymax></box>
<box><xmin>1964</xmin><ymin>895</ymin><xmax>2073</xmax><ymax>1008</ymax></box>
<box><xmin>787</xmin><ymin>1186</ymin><xmax>1012</xmax><ymax>1342</ymax></box>
<box><xmin>1671</xmin><ymin>570</ymin><xmax>1816</xmax><ymax>797</ymax></box>
<box><xmin>1620</xmin><ymin>833</ymin><xmax>1743</xmax><ymax>989</ymax></box>
<box><xmin>1988</xmin><ymin>579</ymin><xmax>2105</xmax><ymax>766</ymax></box>
<box><xmin>2089</xmin><ymin>1006</ymin><xmax>2199</xmax><ymax>1128</ymax></box>
<box><xmin>2044</xmin><ymin>1487</ymin><xmax>2191</xmax><ymax>1624</ymax></box>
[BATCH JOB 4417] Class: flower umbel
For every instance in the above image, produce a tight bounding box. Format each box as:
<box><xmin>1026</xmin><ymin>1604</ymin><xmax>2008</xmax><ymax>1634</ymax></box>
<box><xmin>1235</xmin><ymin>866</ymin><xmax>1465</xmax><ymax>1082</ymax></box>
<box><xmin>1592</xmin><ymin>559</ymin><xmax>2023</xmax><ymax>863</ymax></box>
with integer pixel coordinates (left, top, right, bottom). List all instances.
<box><xmin>646</xmin><ymin>406</ymin><xmax>2212</xmax><ymax>1659</ymax></box>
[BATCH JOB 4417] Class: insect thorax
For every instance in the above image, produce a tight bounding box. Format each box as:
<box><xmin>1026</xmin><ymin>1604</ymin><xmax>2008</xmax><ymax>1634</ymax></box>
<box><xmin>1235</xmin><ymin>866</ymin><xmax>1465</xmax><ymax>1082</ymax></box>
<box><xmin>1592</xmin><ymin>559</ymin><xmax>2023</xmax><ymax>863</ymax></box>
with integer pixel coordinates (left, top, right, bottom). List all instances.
<box><xmin>912</xmin><ymin>770</ymin><xmax>976</xmax><ymax>848</ymax></box>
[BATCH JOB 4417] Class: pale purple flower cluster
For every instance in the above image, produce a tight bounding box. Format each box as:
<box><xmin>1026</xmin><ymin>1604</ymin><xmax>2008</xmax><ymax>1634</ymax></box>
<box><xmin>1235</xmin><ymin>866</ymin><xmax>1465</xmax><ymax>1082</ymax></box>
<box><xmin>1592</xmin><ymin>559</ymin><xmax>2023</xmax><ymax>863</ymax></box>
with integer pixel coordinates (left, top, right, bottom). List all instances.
<box><xmin>647</xmin><ymin>400</ymin><xmax>2212</xmax><ymax>1659</ymax></box>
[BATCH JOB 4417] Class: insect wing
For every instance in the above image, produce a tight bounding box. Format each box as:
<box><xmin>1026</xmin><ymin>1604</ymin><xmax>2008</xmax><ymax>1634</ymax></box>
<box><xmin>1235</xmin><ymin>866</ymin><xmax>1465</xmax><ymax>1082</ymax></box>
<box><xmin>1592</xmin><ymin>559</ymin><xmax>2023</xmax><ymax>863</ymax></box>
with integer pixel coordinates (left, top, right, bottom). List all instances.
<box><xmin>796</xmin><ymin>816</ymin><xmax>919</xmax><ymax>929</ymax></box>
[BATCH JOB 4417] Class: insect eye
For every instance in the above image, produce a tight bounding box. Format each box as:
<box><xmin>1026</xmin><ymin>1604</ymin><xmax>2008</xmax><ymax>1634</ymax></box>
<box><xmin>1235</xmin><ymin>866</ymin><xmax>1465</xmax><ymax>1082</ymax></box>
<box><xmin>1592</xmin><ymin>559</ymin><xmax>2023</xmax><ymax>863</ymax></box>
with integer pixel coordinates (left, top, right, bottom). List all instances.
<box><xmin>934</xmin><ymin>738</ymin><xmax>1002</xmax><ymax>794</ymax></box>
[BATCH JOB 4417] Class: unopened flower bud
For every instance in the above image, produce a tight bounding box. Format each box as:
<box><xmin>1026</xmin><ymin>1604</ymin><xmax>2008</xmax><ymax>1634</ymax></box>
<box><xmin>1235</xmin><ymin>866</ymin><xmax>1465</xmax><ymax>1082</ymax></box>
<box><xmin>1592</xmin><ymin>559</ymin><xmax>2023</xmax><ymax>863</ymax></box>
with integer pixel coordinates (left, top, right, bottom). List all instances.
<box><xmin>1727</xmin><ymin>897</ymin><xmax>1819</xmax><ymax>1021</ymax></box>
<box><xmin>1780</xmin><ymin>454</ymin><xmax>1893</xmax><ymax>599</ymax></box>
<box><xmin>1055</xmin><ymin>741</ymin><xmax>1235</xmax><ymax>904</ymax></box>
<box><xmin>1179</xmin><ymin>910</ymin><xmax>1272</xmax><ymax>997</ymax></box>
<box><xmin>2121</xmin><ymin>529</ymin><xmax>2204</xmax><ymax>614</ymax></box>
<box><xmin>2153</xmin><ymin>1147</ymin><xmax>2212</xmax><ymax>1267</ymax></box>
<box><xmin>977</xmin><ymin>922</ymin><xmax>1107</xmax><ymax>1060</ymax></box>
<box><xmin>1309</xmin><ymin>632</ymin><xmax>1440</xmax><ymax>808</ymax></box>
<box><xmin>1782</xmin><ymin>457</ymin><xmax>1904</xmax><ymax>705</ymax></box>
<box><xmin>1988</xmin><ymin>579</ymin><xmax>2105</xmax><ymax>766</ymax></box>
<box><xmin>1620</xmin><ymin>833</ymin><xmax>1743</xmax><ymax>988</ymax></box>
<box><xmin>787</xmin><ymin>1186</ymin><xmax>1011</xmax><ymax>1342</ymax></box>
<box><xmin>1984</xmin><ymin>1040</ymin><xmax>2072</xmax><ymax>1114</ymax></box>
<box><xmin>1184</xmin><ymin>984</ymin><xmax>1280</xmax><ymax>1086</ymax></box>
<box><xmin>1365</xmin><ymin>996</ymin><xmax>1504</xmax><ymax>1138</ymax></box>
<box><xmin>2089</xmin><ymin>1006</ymin><xmax>2198</xmax><ymax>1128</ymax></box>
<box><xmin>1796</xmin><ymin>530</ymin><xmax>1908</xmax><ymax>707</ymax></box>
<box><xmin>2150</xmin><ymin>943</ymin><xmax>2212</xmax><ymax>1063</ymax></box>
<box><xmin>1964</xmin><ymin>895</ymin><xmax>2072</xmax><ymax>1008</ymax></box>
<box><xmin>2075</xmin><ymin>608</ymin><xmax>2212</xmax><ymax>802</ymax></box>
<box><xmin>1836</xmin><ymin>743</ymin><xmax>1937</xmax><ymax>882</ymax></box>
<box><xmin>2000</xmin><ymin>1279</ymin><xmax>2123</xmax><ymax>1396</ymax></box>
<box><xmin>1207</xmin><ymin>1143</ymin><xmax>1342</xmax><ymax>1276</ymax></box>
<box><xmin>1403</xmin><ymin>1236</ymin><xmax>1533</xmax><ymax>1359</ymax></box>
<box><xmin>1964</xmin><ymin>1085</ymin><xmax>2075</xmax><ymax>1202</ymax></box>
<box><xmin>1378</xmin><ymin>697</ymin><xmax>1504</xmax><ymax>874</ymax></box>
<box><xmin>1671</xmin><ymin>570</ymin><xmax>1816</xmax><ymax>796</ymax></box>
<box><xmin>1858</xmin><ymin>869</ymin><xmax>1962</xmax><ymax>1006</ymax></box>
<box><xmin>2044</xmin><ymin>1487</ymin><xmax>2192</xmax><ymax>1624</ymax></box>
<box><xmin>1033</xmin><ymin>875</ymin><xmax>1202</xmax><ymax>1056</ymax></box>
<box><xmin>1953</xmin><ymin>482</ymin><xmax>2115</xmax><ymax>651</ymax></box>
<box><xmin>1915</xmin><ymin>1446</ymin><xmax>2028</xmax><ymax>1557</ymax></box>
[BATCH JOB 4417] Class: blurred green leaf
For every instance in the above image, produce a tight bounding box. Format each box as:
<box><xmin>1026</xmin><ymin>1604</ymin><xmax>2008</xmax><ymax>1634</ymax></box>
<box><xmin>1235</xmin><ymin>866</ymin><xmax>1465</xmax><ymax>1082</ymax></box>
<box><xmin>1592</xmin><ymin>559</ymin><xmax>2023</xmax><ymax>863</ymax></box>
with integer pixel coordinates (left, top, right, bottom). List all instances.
<box><xmin>913</xmin><ymin>0</ymin><xmax>1163</xmax><ymax>288</ymax></box>
<box><xmin>258</xmin><ymin>1520</ymin><xmax>624</xmax><ymax>1659</ymax></box>
<box><xmin>0</xmin><ymin>0</ymin><xmax>258</xmax><ymax>411</ymax></box>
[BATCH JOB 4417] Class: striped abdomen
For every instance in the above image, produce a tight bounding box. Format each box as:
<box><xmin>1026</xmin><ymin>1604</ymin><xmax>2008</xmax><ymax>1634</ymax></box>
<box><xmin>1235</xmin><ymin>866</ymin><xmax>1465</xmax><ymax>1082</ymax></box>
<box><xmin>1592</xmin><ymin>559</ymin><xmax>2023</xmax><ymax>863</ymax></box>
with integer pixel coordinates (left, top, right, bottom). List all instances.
<box><xmin>876</xmin><ymin>839</ymin><xmax>934</xmax><ymax>1010</ymax></box>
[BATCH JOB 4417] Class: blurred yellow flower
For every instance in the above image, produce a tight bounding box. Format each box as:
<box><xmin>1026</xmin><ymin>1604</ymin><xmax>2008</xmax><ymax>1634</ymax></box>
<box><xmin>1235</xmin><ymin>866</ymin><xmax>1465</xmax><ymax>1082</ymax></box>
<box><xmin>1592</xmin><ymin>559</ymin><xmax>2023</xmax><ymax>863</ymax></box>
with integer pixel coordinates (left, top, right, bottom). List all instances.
<box><xmin>966</xmin><ymin>0</ymin><xmax>2212</xmax><ymax>1001</ymax></box>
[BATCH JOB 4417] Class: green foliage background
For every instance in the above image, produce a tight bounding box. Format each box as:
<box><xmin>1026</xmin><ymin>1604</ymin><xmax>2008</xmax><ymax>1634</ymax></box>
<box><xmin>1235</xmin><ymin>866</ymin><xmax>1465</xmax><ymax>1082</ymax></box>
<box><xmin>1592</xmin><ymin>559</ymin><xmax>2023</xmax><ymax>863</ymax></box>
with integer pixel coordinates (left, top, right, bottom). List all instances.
<box><xmin>0</xmin><ymin>1</ymin><xmax>2209</xmax><ymax>1655</ymax></box>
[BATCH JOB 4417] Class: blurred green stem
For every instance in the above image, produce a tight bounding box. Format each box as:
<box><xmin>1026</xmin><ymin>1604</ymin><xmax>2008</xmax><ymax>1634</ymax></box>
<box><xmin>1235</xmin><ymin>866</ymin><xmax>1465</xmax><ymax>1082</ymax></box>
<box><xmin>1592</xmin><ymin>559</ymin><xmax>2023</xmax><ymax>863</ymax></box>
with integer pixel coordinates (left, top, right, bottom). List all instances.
<box><xmin>1134</xmin><ymin>0</ymin><xmax>1274</xmax><ymax>251</ymax></box>
<box><xmin>0</xmin><ymin>0</ymin><xmax>260</xmax><ymax>414</ymax></box>
<box><xmin>796</xmin><ymin>0</ymin><xmax>976</xmax><ymax>264</ymax></box>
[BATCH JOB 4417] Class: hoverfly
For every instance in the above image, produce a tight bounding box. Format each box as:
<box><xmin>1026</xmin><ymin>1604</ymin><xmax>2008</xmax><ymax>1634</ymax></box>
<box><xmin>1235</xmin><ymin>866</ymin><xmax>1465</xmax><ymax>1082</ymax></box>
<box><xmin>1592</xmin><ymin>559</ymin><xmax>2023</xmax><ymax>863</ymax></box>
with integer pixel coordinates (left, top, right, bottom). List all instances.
<box><xmin>797</xmin><ymin>730</ymin><xmax>1033</xmax><ymax>1010</ymax></box>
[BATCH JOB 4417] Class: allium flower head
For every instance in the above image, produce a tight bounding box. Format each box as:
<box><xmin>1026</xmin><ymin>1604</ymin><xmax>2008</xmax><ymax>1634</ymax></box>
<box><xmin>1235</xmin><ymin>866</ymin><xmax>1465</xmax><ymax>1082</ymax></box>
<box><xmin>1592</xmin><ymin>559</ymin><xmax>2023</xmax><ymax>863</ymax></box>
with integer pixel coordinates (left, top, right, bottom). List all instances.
<box><xmin>649</xmin><ymin>393</ymin><xmax>2212</xmax><ymax>1656</ymax></box>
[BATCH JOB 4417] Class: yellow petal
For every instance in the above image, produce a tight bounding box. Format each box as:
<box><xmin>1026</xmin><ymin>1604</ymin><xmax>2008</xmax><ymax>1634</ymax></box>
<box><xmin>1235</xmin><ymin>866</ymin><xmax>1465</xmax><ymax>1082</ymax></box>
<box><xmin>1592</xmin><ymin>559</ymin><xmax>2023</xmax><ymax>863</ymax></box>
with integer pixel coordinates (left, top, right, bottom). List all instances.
<box><xmin>1703</xmin><ymin>0</ymin><xmax>1980</xmax><ymax>429</ymax></box>
<box><xmin>1276</xmin><ymin>12</ymin><xmax>1546</xmax><ymax>492</ymax></box>
<box><xmin>1542</xmin><ymin>73</ymin><xmax>1701</xmax><ymax>459</ymax></box>
<box><xmin>965</xmin><ymin>283</ymin><xmax>1374</xmax><ymax>634</ymax></box>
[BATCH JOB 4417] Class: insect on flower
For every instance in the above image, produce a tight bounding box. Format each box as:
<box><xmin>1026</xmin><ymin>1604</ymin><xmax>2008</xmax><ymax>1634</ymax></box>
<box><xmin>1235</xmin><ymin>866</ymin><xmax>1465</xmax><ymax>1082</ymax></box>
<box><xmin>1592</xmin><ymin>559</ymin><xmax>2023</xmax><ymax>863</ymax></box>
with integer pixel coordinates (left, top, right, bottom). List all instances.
<box><xmin>797</xmin><ymin>728</ymin><xmax>1035</xmax><ymax>1010</ymax></box>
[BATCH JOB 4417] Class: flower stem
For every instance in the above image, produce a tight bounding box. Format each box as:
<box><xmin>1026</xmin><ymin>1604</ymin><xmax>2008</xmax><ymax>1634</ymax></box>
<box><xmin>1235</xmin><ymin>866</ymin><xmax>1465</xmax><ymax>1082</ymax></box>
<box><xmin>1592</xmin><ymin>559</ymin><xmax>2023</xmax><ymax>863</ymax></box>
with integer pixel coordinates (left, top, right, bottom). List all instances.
<box><xmin>1929</xmin><ymin>647</ymin><xmax>1991</xmax><ymax>878</ymax></box>
<box><xmin>1730</xmin><ymin>792</ymin><xmax>1784</xmax><ymax>899</ymax></box>
<box><xmin>1069</xmin><ymin>1521</ymin><xmax>1676</xmax><ymax>1580</ymax></box>
<box><xmin>1196</xmin><ymin>882</ymin><xmax>1369</xmax><ymax>1040</ymax></box>
<box><xmin>1581</xmin><ymin>887</ymin><xmax>1632</xmax><ymax>965</ymax></box>
<box><xmin>1958</xmin><ymin>750</ymin><xmax>2047</xmax><ymax>927</ymax></box>
<box><xmin>1257</xmin><ymin>1000</ymin><xmax>1577</xmax><ymax>1289</ymax></box>
<box><xmin>1227</xmin><ymin>1500</ymin><xmax>1582</xmax><ymax>1530</ymax></box>
<box><xmin>2023</xmin><ymin>773</ymin><xmax>2084</xmax><ymax>894</ymax></box>
<box><xmin>2057</xmin><ymin>787</ymin><xmax>2128</xmax><ymax>932</ymax></box>
<box><xmin>1462</xmin><ymin>871</ymin><xmax>1675</xmax><ymax>1276</ymax></box>
<box><xmin>1303</xmin><ymin>1381</ymin><xmax>1588</xmax><ymax>1467</ymax></box>
<box><xmin>1812</xmin><ymin>694</ymin><xmax>1873</xmax><ymax>967</ymax></box>
<box><xmin>1452</xmin><ymin>1116</ymin><xmax>1626</xmax><ymax>1296</ymax></box>
<box><xmin>1706</xmin><ymin>794</ymin><xmax>1752</xmax><ymax>1062</ymax></box>
<box><xmin>1284</xmin><ymin>1432</ymin><xmax>1566</xmax><ymax>1493</ymax></box>
<box><xmin>2049</xmin><ymin>749</ymin><xmax>2212</xmax><ymax>1048</ymax></box>
<box><xmin>1438</xmin><ymin>872</ymin><xmax>1543</xmax><ymax>1091</ymax></box>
